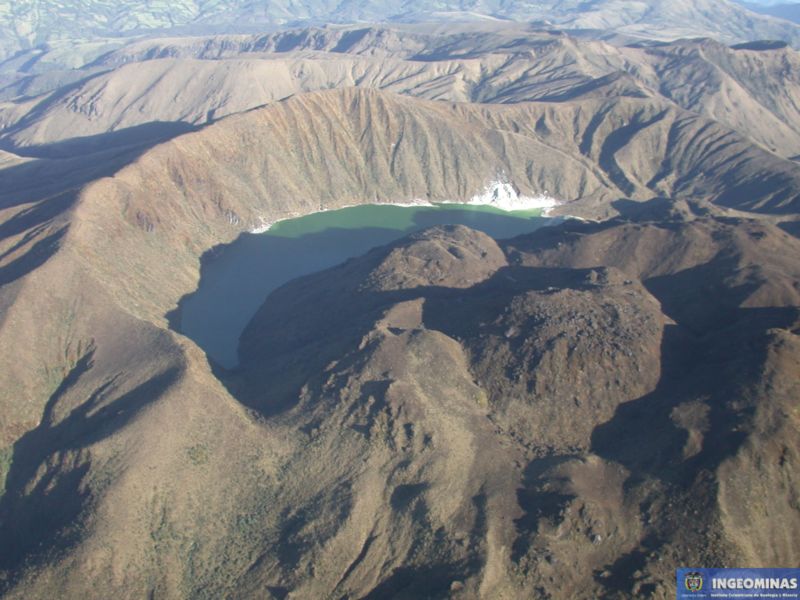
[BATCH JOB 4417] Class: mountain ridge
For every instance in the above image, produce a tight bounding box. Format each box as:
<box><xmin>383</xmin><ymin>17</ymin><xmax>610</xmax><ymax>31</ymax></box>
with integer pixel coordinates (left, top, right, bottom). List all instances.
<box><xmin>5</xmin><ymin>29</ymin><xmax>800</xmax><ymax>161</ymax></box>
<box><xmin>3</xmin><ymin>0</ymin><xmax>800</xmax><ymax>64</ymax></box>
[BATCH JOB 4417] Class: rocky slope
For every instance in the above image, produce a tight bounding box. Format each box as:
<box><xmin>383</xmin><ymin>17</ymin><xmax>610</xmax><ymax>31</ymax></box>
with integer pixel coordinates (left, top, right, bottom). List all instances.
<box><xmin>1</xmin><ymin>184</ymin><xmax>798</xmax><ymax>598</ymax></box>
<box><xmin>219</xmin><ymin>213</ymin><xmax>800</xmax><ymax>597</ymax></box>
<box><xmin>234</xmin><ymin>213</ymin><xmax>800</xmax><ymax>598</ymax></box>
<box><xmin>233</xmin><ymin>213</ymin><xmax>800</xmax><ymax>598</ymax></box>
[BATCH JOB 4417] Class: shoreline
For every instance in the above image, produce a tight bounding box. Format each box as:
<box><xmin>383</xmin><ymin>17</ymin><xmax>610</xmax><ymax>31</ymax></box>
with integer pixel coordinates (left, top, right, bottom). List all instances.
<box><xmin>250</xmin><ymin>181</ymin><xmax>563</xmax><ymax>234</ymax></box>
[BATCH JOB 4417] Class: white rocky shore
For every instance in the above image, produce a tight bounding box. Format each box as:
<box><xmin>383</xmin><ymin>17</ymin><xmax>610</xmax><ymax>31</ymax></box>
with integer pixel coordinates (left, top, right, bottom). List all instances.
<box><xmin>449</xmin><ymin>180</ymin><xmax>561</xmax><ymax>214</ymax></box>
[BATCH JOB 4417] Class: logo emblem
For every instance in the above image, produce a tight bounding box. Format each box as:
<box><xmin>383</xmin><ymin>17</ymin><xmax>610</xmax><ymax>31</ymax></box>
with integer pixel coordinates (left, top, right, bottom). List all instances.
<box><xmin>685</xmin><ymin>571</ymin><xmax>704</xmax><ymax>592</ymax></box>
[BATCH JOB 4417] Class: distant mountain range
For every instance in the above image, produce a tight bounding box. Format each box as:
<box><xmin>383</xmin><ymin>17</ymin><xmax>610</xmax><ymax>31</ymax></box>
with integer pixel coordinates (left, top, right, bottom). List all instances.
<box><xmin>739</xmin><ymin>0</ymin><xmax>800</xmax><ymax>23</ymax></box>
<box><xmin>6</xmin><ymin>28</ymin><xmax>800</xmax><ymax>161</ymax></box>
<box><xmin>3</xmin><ymin>0</ymin><xmax>800</xmax><ymax>64</ymax></box>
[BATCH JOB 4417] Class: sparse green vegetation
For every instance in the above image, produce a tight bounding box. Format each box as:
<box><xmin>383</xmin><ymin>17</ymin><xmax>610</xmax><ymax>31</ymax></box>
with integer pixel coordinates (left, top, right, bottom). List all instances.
<box><xmin>0</xmin><ymin>446</ymin><xmax>13</xmax><ymax>498</ymax></box>
<box><xmin>186</xmin><ymin>444</ymin><xmax>210</xmax><ymax>466</ymax></box>
<box><xmin>474</xmin><ymin>387</ymin><xmax>489</xmax><ymax>409</ymax></box>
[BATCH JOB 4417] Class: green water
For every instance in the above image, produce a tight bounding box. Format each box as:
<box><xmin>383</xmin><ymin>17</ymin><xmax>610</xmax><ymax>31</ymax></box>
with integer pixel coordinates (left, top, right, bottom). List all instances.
<box><xmin>178</xmin><ymin>203</ymin><xmax>548</xmax><ymax>368</ymax></box>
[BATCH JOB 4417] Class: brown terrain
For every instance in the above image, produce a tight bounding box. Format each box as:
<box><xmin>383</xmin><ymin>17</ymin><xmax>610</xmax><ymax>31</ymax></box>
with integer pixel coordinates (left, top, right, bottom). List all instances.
<box><xmin>0</xmin><ymin>22</ymin><xmax>798</xmax><ymax>600</ymax></box>
<box><xmin>6</xmin><ymin>28</ymin><xmax>800</xmax><ymax>160</ymax></box>
<box><xmin>234</xmin><ymin>210</ymin><xmax>800</xmax><ymax>598</ymax></box>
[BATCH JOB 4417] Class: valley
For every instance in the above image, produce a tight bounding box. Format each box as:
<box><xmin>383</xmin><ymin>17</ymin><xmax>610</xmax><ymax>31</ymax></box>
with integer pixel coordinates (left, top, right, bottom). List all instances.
<box><xmin>0</xmin><ymin>9</ymin><xmax>798</xmax><ymax>600</ymax></box>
